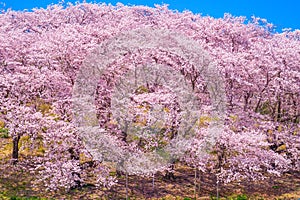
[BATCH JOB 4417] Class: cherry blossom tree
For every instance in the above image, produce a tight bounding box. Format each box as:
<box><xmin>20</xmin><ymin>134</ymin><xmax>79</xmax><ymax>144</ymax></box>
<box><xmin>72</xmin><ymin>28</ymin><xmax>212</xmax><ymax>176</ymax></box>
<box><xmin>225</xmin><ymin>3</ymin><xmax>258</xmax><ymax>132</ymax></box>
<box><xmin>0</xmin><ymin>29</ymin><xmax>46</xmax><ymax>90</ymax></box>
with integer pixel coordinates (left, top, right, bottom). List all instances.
<box><xmin>0</xmin><ymin>2</ymin><xmax>299</xmax><ymax>193</ymax></box>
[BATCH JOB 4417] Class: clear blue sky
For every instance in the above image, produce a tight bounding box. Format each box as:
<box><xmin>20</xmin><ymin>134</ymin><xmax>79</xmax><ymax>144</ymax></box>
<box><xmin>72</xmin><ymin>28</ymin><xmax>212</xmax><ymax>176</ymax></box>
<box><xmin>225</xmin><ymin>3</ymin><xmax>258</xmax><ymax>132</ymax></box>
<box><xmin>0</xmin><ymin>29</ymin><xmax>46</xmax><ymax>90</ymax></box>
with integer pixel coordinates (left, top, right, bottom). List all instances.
<box><xmin>1</xmin><ymin>0</ymin><xmax>299</xmax><ymax>31</ymax></box>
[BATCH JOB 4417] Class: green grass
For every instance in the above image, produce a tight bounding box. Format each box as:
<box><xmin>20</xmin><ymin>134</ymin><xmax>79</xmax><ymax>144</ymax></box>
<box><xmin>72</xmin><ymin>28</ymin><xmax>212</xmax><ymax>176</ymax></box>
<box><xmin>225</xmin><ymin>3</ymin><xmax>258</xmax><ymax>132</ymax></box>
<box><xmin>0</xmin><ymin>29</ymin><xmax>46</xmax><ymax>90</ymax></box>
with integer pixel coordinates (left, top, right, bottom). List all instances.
<box><xmin>210</xmin><ymin>194</ymin><xmax>248</xmax><ymax>200</ymax></box>
<box><xmin>235</xmin><ymin>194</ymin><xmax>247</xmax><ymax>200</ymax></box>
<box><xmin>0</xmin><ymin>128</ymin><xmax>9</xmax><ymax>138</ymax></box>
<box><xmin>10</xmin><ymin>196</ymin><xmax>46</xmax><ymax>200</ymax></box>
<box><xmin>0</xmin><ymin>191</ymin><xmax>49</xmax><ymax>200</ymax></box>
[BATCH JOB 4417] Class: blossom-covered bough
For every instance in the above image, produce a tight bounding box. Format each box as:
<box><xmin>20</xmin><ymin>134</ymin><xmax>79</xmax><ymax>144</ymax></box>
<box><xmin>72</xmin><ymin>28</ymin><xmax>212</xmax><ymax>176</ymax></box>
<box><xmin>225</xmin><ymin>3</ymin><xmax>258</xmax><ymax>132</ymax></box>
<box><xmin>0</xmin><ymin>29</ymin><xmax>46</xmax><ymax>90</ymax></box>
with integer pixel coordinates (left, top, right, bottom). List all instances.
<box><xmin>72</xmin><ymin>28</ymin><xmax>226</xmax><ymax>176</ymax></box>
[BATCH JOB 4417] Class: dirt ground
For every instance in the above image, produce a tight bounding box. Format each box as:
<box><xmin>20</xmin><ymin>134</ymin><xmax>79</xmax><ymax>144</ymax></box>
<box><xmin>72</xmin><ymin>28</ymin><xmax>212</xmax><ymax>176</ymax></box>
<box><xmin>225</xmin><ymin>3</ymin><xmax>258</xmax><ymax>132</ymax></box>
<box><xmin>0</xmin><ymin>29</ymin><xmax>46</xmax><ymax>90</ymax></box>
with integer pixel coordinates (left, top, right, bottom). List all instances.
<box><xmin>103</xmin><ymin>164</ymin><xmax>300</xmax><ymax>199</ymax></box>
<box><xmin>0</xmin><ymin>161</ymin><xmax>299</xmax><ymax>199</ymax></box>
<box><xmin>0</xmin><ymin>136</ymin><xmax>299</xmax><ymax>199</ymax></box>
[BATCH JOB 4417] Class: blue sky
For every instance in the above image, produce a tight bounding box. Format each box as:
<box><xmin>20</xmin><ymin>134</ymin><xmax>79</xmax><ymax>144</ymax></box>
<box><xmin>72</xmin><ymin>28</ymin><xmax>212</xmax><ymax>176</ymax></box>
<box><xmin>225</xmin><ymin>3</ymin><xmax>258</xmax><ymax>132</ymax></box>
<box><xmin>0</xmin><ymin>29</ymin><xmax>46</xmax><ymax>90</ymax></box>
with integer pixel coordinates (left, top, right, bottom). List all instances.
<box><xmin>1</xmin><ymin>0</ymin><xmax>299</xmax><ymax>31</ymax></box>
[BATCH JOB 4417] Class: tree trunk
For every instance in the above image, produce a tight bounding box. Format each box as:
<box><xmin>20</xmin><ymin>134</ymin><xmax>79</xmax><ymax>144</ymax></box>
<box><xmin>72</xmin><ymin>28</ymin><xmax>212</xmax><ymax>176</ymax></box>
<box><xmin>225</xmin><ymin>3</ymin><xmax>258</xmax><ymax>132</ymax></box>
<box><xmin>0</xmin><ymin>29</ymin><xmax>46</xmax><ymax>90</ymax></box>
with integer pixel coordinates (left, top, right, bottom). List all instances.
<box><xmin>217</xmin><ymin>182</ymin><xmax>219</xmax><ymax>199</ymax></box>
<box><xmin>164</xmin><ymin>162</ymin><xmax>175</xmax><ymax>181</ymax></box>
<box><xmin>126</xmin><ymin>172</ymin><xmax>129</xmax><ymax>200</ymax></box>
<box><xmin>12</xmin><ymin>135</ymin><xmax>20</xmax><ymax>164</ymax></box>
<box><xmin>152</xmin><ymin>174</ymin><xmax>155</xmax><ymax>192</ymax></box>
<box><xmin>276</xmin><ymin>95</ymin><xmax>282</xmax><ymax>122</ymax></box>
<box><xmin>194</xmin><ymin>168</ymin><xmax>197</xmax><ymax>199</ymax></box>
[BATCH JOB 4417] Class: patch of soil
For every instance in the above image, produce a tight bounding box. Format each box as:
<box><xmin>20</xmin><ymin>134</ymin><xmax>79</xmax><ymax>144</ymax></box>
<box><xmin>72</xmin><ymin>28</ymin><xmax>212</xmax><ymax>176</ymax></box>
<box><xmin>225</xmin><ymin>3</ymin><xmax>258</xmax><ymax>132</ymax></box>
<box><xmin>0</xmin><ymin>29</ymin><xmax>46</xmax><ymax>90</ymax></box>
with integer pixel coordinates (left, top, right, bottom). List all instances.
<box><xmin>104</xmin><ymin>164</ymin><xmax>300</xmax><ymax>199</ymax></box>
<box><xmin>0</xmin><ymin>141</ymin><xmax>299</xmax><ymax>200</ymax></box>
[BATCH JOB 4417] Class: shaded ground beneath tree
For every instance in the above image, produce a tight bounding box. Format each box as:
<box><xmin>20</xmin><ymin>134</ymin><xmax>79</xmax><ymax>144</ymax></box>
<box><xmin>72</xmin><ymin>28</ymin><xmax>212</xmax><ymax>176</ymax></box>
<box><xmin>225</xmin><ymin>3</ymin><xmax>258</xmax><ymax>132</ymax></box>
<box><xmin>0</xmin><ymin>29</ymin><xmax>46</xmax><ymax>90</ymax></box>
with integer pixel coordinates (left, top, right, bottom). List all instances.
<box><xmin>0</xmin><ymin>157</ymin><xmax>299</xmax><ymax>200</ymax></box>
<box><xmin>104</xmin><ymin>164</ymin><xmax>300</xmax><ymax>199</ymax></box>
